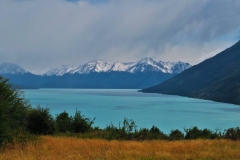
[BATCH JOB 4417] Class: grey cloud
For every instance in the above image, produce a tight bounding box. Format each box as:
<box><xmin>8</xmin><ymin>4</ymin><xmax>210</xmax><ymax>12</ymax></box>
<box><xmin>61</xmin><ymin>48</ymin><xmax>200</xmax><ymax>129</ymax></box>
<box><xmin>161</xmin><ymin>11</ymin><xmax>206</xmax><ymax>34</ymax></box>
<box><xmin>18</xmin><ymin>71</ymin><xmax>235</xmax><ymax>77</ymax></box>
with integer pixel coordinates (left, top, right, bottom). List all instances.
<box><xmin>0</xmin><ymin>0</ymin><xmax>240</xmax><ymax>73</ymax></box>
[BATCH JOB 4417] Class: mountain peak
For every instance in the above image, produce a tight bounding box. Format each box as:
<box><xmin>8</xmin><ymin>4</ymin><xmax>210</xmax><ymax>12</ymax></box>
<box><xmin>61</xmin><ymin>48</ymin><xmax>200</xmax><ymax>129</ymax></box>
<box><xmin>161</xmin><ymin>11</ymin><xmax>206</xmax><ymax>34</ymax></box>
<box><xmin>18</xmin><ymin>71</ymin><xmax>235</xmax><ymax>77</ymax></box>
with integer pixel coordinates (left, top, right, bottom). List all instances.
<box><xmin>44</xmin><ymin>64</ymin><xmax>77</xmax><ymax>76</ymax></box>
<box><xmin>0</xmin><ymin>63</ymin><xmax>28</xmax><ymax>74</ymax></box>
<box><xmin>138</xmin><ymin>57</ymin><xmax>155</xmax><ymax>63</ymax></box>
<box><xmin>43</xmin><ymin>58</ymin><xmax>191</xmax><ymax>76</ymax></box>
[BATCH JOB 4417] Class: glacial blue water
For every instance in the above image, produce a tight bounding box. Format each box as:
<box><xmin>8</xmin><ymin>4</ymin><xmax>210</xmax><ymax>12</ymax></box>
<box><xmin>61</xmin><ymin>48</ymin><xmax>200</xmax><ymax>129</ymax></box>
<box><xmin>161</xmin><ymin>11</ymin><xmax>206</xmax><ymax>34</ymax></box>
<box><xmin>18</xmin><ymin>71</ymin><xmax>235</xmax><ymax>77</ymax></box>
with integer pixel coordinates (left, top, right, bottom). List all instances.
<box><xmin>23</xmin><ymin>89</ymin><xmax>240</xmax><ymax>133</ymax></box>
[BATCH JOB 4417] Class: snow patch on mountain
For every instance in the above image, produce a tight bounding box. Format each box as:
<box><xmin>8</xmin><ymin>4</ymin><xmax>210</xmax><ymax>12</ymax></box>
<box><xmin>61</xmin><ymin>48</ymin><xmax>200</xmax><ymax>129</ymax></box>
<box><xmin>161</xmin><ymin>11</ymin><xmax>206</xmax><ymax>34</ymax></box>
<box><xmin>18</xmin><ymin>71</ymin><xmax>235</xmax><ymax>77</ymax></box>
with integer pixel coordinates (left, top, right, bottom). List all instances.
<box><xmin>44</xmin><ymin>65</ymin><xmax>78</xmax><ymax>76</ymax></box>
<box><xmin>43</xmin><ymin>58</ymin><xmax>192</xmax><ymax>76</ymax></box>
<box><xmin>75</xmin><ymin>60</ymin><xmax>113</xmax><ymax>74</ymax></box>
<box><xmin>0</xmin><ymin>63</ymin><xmax>28</xmax><ymax>74</ymax></box>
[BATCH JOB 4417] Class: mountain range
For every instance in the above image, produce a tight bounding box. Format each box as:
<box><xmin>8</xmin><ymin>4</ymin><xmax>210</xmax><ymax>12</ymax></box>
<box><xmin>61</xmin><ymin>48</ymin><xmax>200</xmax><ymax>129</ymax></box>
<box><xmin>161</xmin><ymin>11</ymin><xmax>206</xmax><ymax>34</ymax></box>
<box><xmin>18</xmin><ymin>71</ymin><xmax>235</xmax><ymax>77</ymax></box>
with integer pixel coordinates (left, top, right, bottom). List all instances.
<box><xmin>0</xmin><ymin>58</ymin><xmax>191</xmax><ymax>89</ymax></box>
<box><xmin>141</xmin><ymin>40</ymin><xmax>240</xmax><ymax>105</ymax></box>
<box><xmin>44</xmin><ymin>58</ymin><xmax>191</xmax><ymax>76</ymax></box>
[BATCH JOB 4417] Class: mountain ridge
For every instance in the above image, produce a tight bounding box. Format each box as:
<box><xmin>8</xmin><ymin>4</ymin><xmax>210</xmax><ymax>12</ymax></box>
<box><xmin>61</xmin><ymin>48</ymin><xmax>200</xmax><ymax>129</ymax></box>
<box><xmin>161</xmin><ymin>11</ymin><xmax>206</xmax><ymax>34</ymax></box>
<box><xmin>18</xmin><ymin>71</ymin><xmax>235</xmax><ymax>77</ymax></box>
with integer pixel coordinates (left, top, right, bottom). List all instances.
<box><xmin>0</xmin><ymin>58</ymin><xmax>191</xmax><ymax>89</ymax></box>
<box><xmin>43</xmin><ymin>58</ymin><xmax>191</xmax><ymax>76</ymax></box>
<box><xmin>141</xmin><ymin>40</ymin><xmax>240</xmax><ymax>105</ymax></box>
<box><xmin>0</xmin><ymin>63</ymin><xmax>29</xmax><ymax>75</ymax></box>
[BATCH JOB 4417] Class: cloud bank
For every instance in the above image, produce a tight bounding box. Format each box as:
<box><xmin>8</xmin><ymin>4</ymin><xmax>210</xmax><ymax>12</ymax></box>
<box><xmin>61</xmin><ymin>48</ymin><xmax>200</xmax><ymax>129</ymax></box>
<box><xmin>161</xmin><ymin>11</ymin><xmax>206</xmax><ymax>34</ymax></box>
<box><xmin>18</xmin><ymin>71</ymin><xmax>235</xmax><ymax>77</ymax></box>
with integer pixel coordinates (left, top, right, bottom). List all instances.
<box><xmin>0</xmin><ymin>0</ymin><xmax>240</xmax><ymax>73</ymax></box>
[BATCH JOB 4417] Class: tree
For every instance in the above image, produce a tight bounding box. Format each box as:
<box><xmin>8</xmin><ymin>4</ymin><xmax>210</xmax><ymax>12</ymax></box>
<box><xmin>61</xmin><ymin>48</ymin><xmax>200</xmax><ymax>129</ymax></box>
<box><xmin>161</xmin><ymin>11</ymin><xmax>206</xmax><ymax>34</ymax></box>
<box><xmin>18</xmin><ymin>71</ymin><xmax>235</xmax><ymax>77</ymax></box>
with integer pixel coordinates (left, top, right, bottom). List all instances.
<box><xmin>56</xmin><ymin>111</ymin><xmax>72</xmax><ymax>133</ymax></box>
<box><xmin>149</xmin><ymin>125</ymin><xmax>167</xmax><ymax>140</ymax></box>
<box><xmin>225</xmin><ymin>127</ymin><xmax>240</xmax><ymax>140</ymax></box>
<box><xmin>169</xmin><ymin>129</ymin><xmax>184</xmax><ymax>140</ymax></box>
<box><xmin>122</xmin><ymin>117</ymin><xmax>137</xmax><ymax>134</ymax></box>
<box><xmin>27</xmin><ymin>106</ymin><xmax>56</xmax><ymax>135</ymax></box>
<box><xmin>72</xmin><ymin>110</ymin><xmax>95</xmax><ymax>133</ymax></box>
<box><xmin>0</xmin><ymin>76</ymin><xmax>31</xmax><ymax>146</ymax></box>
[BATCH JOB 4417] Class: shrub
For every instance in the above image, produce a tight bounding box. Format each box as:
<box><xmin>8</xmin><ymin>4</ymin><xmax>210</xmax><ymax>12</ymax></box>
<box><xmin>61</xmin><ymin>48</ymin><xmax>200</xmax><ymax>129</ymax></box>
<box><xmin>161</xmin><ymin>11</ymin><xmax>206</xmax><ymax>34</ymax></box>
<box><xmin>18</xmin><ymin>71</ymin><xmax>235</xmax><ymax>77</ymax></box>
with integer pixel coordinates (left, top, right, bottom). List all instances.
<box><xmin>0</xmin><ymin>76</ymin><xmax>31</xmax><ymax>146</ymax></box>
<box><xmin>103</xmin><ymin>118</ymin><xmax>138</xmax><ymax>140</ymax></box>
<box><xmin>122</xmin><ymin>117</ymin><xmax>137</xmax><ymax>134</ymax></box>
<box><xmin>169</xmin><ymin>129</ymin><xmax>184</xmax><ymax>140</ymax></box>
<box><xmin>72</xmin><ymin>110</ymin><xmax>95</xmax><ymax>133</ymax></box>
<box><xmin>184</xmin><ymin>126</ymin><xmax>203</xmax><ymax>139</ymax></box>
<box><xmin>103</xmin><ymin>122</ymin><xmax>122</xmax><ymax>140</ymax></box>
<box><xmin>150</xmin><ymin>125</ymin><xmax>161</xmax><ymax>134</ymax></box>
<box><xmin>184</xmin><ymin>127</ymin><xmax>220</xmax><ymax>139</ymax></box>
<box><xmin>137</xmin><ymin>128</ymin><xmax>150</xmax><ymax>140</ymax></box>
<box><xmin>149</xmin><ymin>126</ymin><xmax>168</xmax><ymax>140</ymax></box>
<box><xmin>56</xmin><ymin>111</ymin><xmax>72</xmax><ymax>133</ymax></box>
<box><xmin>225</xmin><ymin>127</ymin><xmax>240</xmax><ymax>140</ymax></box>
<box><xmin>27</xmin><ymin>106</ymin><xmax>56</xmax><ymax>135</ymax></box>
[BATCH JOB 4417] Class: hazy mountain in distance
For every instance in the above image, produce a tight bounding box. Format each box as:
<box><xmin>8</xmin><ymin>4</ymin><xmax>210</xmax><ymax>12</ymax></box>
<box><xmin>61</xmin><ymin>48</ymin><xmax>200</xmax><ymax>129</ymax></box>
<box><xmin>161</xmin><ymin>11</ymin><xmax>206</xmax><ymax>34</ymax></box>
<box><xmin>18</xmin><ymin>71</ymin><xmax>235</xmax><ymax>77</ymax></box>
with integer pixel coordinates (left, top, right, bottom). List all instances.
<box><xmin>44</xmin><ymin>58</ymin><xmax>191</xmax><ymax>76</ymax></box>
<box><xmin>0</xmin><ymin>58</ymin><xmax>191</xmax><ymax>89</ymax></box>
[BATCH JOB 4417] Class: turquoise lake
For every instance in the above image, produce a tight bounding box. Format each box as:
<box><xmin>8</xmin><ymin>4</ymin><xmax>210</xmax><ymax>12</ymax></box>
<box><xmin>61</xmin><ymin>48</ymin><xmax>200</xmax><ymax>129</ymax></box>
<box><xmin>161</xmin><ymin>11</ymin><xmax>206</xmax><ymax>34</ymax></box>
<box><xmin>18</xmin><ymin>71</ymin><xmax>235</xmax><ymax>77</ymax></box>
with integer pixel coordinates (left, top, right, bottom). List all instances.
<box><xmin>23</xmin><ymin>89</ymin><xmax>240</xmax><ymax>133</ymax></box>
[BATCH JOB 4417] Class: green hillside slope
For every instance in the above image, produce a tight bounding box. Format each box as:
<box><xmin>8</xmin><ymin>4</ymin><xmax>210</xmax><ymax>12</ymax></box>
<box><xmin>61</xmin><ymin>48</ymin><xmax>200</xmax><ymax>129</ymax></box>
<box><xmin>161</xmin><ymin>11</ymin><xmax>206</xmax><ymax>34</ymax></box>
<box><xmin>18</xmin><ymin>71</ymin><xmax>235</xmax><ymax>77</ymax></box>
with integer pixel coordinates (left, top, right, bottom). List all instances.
<box><xmin>141</xmin><ymin>40</ymin><xmax>240</xmax><ymax>105</ymax></box>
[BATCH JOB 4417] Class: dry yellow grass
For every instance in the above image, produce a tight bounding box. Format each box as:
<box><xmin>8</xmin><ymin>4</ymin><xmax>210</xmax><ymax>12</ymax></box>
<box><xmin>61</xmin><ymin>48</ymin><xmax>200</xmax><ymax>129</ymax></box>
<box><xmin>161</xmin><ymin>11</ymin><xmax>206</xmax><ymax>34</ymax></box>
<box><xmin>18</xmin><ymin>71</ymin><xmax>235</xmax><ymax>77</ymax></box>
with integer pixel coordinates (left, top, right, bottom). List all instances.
<box><xmin>0</xmin><ymin>136</ymin><xmax>240</xmax><ymax>160</ymax></box>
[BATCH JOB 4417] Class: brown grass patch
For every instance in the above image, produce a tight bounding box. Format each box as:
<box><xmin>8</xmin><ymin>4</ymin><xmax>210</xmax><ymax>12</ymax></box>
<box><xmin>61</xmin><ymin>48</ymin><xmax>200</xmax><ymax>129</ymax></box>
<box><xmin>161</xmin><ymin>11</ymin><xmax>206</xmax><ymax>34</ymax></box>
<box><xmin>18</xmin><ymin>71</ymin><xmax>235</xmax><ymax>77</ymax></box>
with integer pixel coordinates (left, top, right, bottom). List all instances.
<box><xmin>0</xmin><ymin>136</ymin><xmax>240</xmax><ymax>160</ymax></box>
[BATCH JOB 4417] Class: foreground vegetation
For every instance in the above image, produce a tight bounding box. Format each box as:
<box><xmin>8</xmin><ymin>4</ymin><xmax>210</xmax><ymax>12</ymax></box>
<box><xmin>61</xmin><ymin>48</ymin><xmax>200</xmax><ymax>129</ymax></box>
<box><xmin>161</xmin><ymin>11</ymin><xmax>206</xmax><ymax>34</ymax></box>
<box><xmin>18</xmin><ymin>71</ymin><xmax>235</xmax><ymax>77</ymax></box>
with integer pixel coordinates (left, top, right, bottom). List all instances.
<box><xmin>1</xmin><ymin>136</ymin><xmax>240</xmax><ymax>160</ymax></box>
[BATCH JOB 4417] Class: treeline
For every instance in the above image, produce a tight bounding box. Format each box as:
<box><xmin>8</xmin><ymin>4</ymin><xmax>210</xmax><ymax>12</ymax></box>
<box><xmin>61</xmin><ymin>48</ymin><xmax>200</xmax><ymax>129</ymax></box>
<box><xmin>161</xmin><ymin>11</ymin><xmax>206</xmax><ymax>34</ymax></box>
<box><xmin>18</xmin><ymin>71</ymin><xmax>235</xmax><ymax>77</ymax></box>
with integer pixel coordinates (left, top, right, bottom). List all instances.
<box><xmin>0</xmin><ymin>76</ymin><xmax>240</xmax><ymax>147</ymax></box>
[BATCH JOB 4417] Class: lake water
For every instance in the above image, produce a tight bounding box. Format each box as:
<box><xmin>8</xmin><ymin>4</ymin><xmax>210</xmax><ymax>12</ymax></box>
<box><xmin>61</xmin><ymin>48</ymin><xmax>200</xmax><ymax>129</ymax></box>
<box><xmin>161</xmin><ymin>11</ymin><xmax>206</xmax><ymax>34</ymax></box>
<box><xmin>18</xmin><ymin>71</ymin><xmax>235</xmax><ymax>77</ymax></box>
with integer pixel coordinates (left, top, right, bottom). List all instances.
<box><xmin>23</xmin><ymin>89</ymin><xmax>240</xmax><ymax>133</ymax></box>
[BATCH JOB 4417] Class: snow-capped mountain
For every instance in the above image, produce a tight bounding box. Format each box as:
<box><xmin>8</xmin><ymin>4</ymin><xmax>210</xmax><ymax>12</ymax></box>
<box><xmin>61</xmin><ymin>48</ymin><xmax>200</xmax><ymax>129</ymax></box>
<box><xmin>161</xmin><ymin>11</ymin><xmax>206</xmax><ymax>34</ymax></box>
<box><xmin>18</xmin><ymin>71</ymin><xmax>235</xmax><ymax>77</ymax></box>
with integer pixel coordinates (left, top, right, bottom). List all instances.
<box><xmin>44</xmin><ymin>65</ymin><xmax>78</xmax><ymax>76</ymax></box>
<box><xmin>73</xmin><ymin>60</ymin><xmax>113</xmax><ymax>74</ymax></box>
<box><xmin>0</xmin><ymin>58</ymin><xmax>192</xmax><ymax>89</ymax></box>
<box><xmin>0</xmin><ymin>63</ymin><xmax>28</xmax><ymax>74</ymax></box>
<box><xmin>44</xmin><ymin>58</ymin><xmax>191</xmax><ymax>76</ymax></box>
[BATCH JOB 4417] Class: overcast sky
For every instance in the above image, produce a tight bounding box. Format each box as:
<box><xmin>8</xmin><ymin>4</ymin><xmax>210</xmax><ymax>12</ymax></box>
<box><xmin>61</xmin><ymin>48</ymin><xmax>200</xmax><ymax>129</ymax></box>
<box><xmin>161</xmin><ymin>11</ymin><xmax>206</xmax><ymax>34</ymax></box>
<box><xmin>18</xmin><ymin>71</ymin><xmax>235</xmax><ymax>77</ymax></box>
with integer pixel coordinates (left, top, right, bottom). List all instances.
<box><xmin>1</xmin><ymin>0</ymin><xmax>240</xmax><ymax>74</ymax></box>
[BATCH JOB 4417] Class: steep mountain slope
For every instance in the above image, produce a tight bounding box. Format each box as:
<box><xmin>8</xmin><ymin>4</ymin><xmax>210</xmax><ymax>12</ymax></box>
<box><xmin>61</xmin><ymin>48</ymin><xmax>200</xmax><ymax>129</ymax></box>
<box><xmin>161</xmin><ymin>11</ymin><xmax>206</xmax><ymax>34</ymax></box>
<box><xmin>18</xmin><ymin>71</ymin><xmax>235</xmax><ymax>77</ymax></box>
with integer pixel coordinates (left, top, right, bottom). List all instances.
<box><xmin>141</xmin><ymin>40</ymin><xmax>240</xmax><ymax>105</ymax></box>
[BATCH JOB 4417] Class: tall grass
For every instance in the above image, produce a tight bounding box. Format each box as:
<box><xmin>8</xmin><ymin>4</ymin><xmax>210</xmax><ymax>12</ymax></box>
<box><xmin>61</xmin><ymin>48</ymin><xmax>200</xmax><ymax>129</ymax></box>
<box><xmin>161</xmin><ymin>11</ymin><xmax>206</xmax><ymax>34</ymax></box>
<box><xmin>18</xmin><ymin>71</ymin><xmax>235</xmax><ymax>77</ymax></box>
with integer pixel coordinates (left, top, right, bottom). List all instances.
<box><xmin>0</xmin><ymin>136</ymin><xmax>240</xmax><ymax>160</ymax></box>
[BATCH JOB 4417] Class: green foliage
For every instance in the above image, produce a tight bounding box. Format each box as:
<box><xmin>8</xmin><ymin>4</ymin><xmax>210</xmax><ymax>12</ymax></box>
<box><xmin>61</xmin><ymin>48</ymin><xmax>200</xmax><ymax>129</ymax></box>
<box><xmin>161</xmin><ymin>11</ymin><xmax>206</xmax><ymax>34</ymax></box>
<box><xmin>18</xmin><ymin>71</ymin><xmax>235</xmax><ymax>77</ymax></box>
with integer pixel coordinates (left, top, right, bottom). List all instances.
<box><xmin>169</xmin><ymin>129</ymin><xmax>184</xmax><ymax>140</ymax></box>
<box><xmin>27</xmin><ymin>106</ymin><xmax>56</xmax><ymax>135</ymax></box>
<box><xmin>0</xmin><ymin>76</ymin><xmax>30</xmax><ymax>146</ymax></box>
<box><xmin>184</xmin><ymin>127</ymin><xmax>221</xmax><ymax>139</ymax></box>
<box><xmin>72</xmin><ymin>110</ymin><xmax>95</xmax><ymax>133</ymax></box>
<box><xmin>147</xmin><ymin>126</ymin><xmax>168</xmax><ymax>140</ymax></box>
<box><xmin>103</xmin><ymin>122</ymin><xmax>123</xmax><ymax>140</ymax></box>
<box><xmin>102</xmin><ymin>118</ymin><xmax>138</xmax><ymax>140</ymax></box>
<box><xmin>122</xmin><ymin>117</ymin><xmax>137</xmax><ymax>134</ymax></box>
<box><xmin>225</xmin><ymin>127</ymin><xmax>240</xmax><ymax>140</ymax></box>
<box><xmin>56</xmin><ymin>111</ymin><xmax>72</xmax><ymax>133</ymax></box>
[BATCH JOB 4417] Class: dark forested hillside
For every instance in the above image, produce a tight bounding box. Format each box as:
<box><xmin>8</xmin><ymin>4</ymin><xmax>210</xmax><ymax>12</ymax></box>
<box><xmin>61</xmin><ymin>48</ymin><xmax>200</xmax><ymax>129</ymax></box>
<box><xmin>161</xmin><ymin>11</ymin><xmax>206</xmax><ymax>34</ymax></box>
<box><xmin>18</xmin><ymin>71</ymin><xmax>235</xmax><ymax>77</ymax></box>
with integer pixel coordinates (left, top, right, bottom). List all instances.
<box><xmin>141</xmin><ymin>40</ymin><xmax>240</xmax><ymax>105</ymax></box>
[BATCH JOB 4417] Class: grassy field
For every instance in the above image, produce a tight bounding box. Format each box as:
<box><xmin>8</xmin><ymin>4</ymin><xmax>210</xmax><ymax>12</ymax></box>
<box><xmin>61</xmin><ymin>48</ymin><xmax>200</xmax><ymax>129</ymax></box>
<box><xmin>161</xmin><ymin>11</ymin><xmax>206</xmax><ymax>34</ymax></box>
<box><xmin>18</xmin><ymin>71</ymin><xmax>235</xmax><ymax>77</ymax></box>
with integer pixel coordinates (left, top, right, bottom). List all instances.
<box><xmin>0</xmin><ymin>136</ymin><xmax>240</xmax><ymax>160</ymax></box>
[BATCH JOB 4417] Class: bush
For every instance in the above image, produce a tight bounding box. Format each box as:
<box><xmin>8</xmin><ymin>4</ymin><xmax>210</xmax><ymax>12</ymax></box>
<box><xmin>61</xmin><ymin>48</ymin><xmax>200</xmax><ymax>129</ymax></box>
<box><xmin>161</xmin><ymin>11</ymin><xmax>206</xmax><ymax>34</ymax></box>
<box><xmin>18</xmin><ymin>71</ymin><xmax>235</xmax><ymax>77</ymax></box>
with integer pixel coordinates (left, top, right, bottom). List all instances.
<box><xmin>27</xmin><ymin>106</ymin><xmax>56</xmax><ymax>135</ymax></box>
<box><xmin>0</xmin><ymin>76</ymin><xmax>31</xmax><ymax>146</ymax></box>
<box><xmin>184</xmin><ymin>127</ymin><xmax>220</xmax><ymax>139</ymax></box>
<box><xmin>72</xmin><ymin>110</ymin><xmax>95</xmax><ymax>133</ymax></box>
<box><xmin>169</xmin><ymin>129</ymin><xmax>184</xmax><ymax>140</ymax></box>
<box><xmin>184</xmin><ymin>126</ymin><xmax>203</xmax><ymax>139</ymax></box>
<box><xmin>225</xmin><ymin>127</ymin><xmax>240</xmax><ymax>140</ymax></box>
<box><xmin>56</xmin><ymin>111</ymin><xmax>72</xmax><ymax>133</ymax></box>
<box><xmin>149</xmin><ymin>126</ymin><xmax>168</xmax><ymax>140</ymax></box>
<box><xmin>103</xmin><ymin>118</ymin><xmax>138</xmax><ymax>140</ymax></box>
